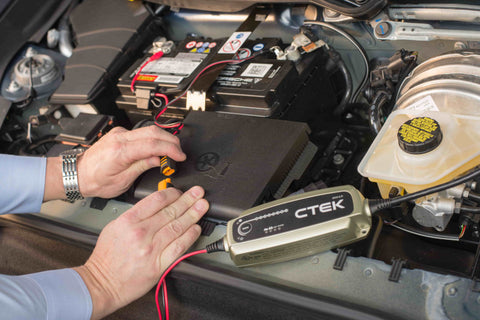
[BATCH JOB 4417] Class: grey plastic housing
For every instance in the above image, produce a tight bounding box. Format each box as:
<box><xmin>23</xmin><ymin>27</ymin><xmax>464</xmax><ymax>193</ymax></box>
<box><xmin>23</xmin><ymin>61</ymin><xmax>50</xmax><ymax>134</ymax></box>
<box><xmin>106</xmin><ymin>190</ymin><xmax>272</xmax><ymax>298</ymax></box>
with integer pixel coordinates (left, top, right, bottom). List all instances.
<box><xmin>224</xmin><ymin>185</ymin><xmax>372</xmax><ymax>267</ymax></box>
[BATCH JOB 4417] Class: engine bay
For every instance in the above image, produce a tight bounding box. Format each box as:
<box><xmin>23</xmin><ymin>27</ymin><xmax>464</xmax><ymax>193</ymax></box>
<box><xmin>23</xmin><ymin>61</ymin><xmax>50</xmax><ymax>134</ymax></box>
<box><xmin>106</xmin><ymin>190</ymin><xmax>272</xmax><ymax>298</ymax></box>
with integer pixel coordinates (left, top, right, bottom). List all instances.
<box><xmin>1</xmin><ymin>0</ymin><xmax>480</xmax><ymax>318</ymax></box>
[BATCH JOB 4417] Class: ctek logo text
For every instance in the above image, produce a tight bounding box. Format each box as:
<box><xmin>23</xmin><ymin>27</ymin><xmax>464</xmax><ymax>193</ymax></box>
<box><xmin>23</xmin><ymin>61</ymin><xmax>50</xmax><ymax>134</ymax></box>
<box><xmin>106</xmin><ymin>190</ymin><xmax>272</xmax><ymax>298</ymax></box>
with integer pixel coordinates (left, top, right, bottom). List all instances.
<box><xmin>295</xmin><ymin>199</ymin><xmax>345</xmax><ymax>218</ymax></box>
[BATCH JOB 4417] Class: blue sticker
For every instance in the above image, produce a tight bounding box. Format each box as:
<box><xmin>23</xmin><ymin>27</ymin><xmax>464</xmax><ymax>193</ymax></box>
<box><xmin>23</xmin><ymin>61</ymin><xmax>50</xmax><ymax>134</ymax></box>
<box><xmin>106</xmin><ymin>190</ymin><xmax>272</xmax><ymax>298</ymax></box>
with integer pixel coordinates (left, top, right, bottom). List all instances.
<box><xmin>236</xmin><ymin>33</ymin><xmax>244</xmax><ymax>39</ymax></box>
<box><xmin>253</xmin><ymin>43</ymin><xmax>264</xmax><ymax>52</ymax></box>
<box><xmin>197</xmin><ymin>47</ymin><xmax>205</xmax><ymax>53</ymax></box>
<box><xmin>203</xmin><ymin>42</ymin><xmax>210</xmax><ymax>47</ymax></box>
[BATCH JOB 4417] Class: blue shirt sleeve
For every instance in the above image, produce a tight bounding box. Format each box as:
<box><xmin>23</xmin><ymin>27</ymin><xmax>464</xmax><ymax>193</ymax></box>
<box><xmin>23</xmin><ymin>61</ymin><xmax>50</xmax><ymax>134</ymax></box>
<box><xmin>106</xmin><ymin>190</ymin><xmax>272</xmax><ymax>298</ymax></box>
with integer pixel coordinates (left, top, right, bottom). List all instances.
<box><xmin>0</xmin><ymin>154</ymin><xmax>46</xmax><ymax>214</ymax></box>
<box><xmin>0</xmin><ymin>269</ymin><xmax>92</xmax><ymax>320</ymax></box>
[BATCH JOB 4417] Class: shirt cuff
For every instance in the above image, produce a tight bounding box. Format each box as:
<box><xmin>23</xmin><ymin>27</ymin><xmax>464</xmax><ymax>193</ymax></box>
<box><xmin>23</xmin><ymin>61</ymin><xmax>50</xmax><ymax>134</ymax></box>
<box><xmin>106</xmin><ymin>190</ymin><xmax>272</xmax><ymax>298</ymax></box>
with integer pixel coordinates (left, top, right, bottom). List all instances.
<box><xmin>24</xmin><ymin>268</ymin><xmax>93</xmax><ymax>320</ymax></box>
<box><xmin>0</xmin><ymin>154</ymin><xmax>46</xmax><ymax>214</ymax></box>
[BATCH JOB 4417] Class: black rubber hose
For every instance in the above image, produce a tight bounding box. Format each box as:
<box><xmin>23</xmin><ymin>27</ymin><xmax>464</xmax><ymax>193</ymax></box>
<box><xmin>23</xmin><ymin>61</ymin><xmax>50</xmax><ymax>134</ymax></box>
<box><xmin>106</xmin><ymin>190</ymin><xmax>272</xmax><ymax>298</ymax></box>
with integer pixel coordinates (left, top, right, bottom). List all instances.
<box><xmin>368</xmin><ymin>91</ymin><xmax>389</xmax><ymax>134</ymax></box>
<box><xmin>460</xmin><ymin>206</ymin><xmax>480</xmax><ymax>214</ymax></box>
<box><xmin>327</xmin><ymin>49</ymin><xmax>353</xmax><ymax>117</ymax></box>
<box><xmin>467</xmin><ymin>191</ymin><xmax>480</xmax><ymax>203</ymax></box>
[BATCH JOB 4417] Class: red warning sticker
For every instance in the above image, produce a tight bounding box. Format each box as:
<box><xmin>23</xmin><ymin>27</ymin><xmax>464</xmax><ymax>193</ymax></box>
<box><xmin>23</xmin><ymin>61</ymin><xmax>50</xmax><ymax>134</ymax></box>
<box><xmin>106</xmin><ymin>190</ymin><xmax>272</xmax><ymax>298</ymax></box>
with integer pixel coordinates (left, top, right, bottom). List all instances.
<box><xmin>219</xmin><ymin>32</ymin><xmax>251</xmax><ymax>54</ymax></box>
<box><xmin>208</xmin><ymin>42</ymin><xmax>217</xmax><ymax>48</ymax></box>
<box><xmin>185</xmin><ymin>41</ymin><xmax>196</xmax><ymax>49</ymax></box>
<box><xmin>196</xmin><ymin>41</ymin><xmax>204</xmax><ymax>48</ymax></box>
<box><xmin>234</xmin><ymin>48</ymin><xmax>251</xmax><ymax>60</ymax></box>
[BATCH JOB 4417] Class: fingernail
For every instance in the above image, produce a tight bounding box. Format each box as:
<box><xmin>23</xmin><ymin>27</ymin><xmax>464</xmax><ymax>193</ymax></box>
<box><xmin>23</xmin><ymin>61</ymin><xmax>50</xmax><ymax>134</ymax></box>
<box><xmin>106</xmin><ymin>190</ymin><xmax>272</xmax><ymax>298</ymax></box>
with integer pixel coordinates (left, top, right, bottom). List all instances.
<box><xmin>190</xmin><ymin>186</ymin><xmax>203</xmax><ymax>198</ymax></box>
<box><xmin>194</xmin><ymin>200</ymin><xmax>206</xmax><ymax>210</ymax></box>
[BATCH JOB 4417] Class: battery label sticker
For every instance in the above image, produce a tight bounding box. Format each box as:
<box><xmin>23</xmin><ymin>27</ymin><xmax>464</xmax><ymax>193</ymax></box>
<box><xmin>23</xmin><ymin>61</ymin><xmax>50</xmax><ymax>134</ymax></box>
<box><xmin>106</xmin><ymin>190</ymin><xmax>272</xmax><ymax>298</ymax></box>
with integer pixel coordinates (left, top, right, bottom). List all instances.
<box><xmin>232</xmin><ymin>192</ymin><xmax>354</xmax><ymax>242</ymax></box>
<box><xmin>154</xmin><ymin>75</ymin><xmax>184</xmax><ymax>84</ymax></box>
<box><xmin>403</xmin><ymin>95</ymin><xmax>440</xmax><ymax>112</ymax></box>
<box><xmin>241</xmin><ymin>63</ymin><xmax>272</xmax><ymax>78</ymax></box>
<box><xmin>218</xmin><ymin>32</ymin><xmax>251</xmax><ymax>54</ymax></box>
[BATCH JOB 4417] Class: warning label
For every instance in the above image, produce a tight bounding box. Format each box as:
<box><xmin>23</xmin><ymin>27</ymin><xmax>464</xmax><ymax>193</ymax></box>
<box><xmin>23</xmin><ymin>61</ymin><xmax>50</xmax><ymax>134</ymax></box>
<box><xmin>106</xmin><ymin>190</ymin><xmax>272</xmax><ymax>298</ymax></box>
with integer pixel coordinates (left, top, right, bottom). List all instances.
<box><xmin>218</xmin><ymin>32</ymin><xmax>251</xmax><ymax>54</ymax></box>
<box><xmin>404</xmin><ymin>95</ymin><xmax>440</xmax><ymax>112</ymax></box>
<box><xmin>398</xmin><ymin>117</ymin><xmax>438</xmax><ymax>143</ymax></box>
<box><xmin>398</xmin><ymin>123</ymin><xmax>434</xmax><ymax>143</ymax></box>
<box><xmin>137</xmin><ymin>75</ymin><xmax>157</xmax><ymax>82</ymax></box>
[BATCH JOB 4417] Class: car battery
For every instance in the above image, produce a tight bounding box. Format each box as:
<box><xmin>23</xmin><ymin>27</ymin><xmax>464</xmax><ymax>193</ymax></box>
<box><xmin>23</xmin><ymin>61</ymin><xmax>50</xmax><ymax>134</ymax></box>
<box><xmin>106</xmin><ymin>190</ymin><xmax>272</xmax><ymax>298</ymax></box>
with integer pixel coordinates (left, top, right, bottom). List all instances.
<box><xmin>117</xmin><ymin>36</ymin><xmax>336</xmax><ymax>123</ymax></box>
<box><xmin>117</xmin><ymin>36</ymin><xmax>225</xmax><ymax>123</ymax></box>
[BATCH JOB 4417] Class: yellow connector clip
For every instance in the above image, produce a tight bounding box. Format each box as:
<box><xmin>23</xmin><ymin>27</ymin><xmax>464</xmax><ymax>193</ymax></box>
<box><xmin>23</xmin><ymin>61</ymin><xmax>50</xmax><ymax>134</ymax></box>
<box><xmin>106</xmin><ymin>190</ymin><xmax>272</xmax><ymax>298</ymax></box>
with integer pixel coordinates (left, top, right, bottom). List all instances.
<box><xmin>160</xmin><ymin>156</ymin><xmax>176</xmax><ymax>176</ymax></box>
<box><xmin>158</xmin><ymin>178</ymin><xmax>173</xmax><ymax>191</ymax></box>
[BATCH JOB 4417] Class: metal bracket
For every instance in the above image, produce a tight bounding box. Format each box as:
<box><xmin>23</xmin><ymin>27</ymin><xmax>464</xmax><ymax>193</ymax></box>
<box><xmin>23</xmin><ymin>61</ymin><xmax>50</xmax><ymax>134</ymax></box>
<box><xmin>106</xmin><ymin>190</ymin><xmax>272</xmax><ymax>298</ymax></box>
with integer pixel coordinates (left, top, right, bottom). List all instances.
<box><xmin>370</xmin><ymin>13</ymin><xmax>480</xmax><ymax>41</ymax></box>
<box><xmin>389</xmin><ymin>258</ymin><xmax>407</xmax><ymax>282</ymax></box>
<box><xmin>333</xmin><ymin>248</ymin><xmax>351</xmax><ymax>271</ymax></box>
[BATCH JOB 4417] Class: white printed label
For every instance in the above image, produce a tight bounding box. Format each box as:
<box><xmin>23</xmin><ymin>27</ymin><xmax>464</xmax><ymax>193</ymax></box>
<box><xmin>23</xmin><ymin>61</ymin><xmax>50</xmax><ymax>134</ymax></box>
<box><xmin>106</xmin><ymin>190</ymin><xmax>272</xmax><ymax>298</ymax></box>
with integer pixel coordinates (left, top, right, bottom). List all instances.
<box><xmin>403</xmin><ymin>95</ymin><xmax>440</xmax><ymax>112</ymax></box>
<box><xmin>241</xmin><ymin>63</ymin><xmax>272</xmax><ymax>78</ymax></box>
<box><xmin>141</xmin><ymin>53</ymin><xmax>206</xmax><ymax>77</ymax></box>
<box><xmin>154</xmin><ymin>75</ymin><xmax>184</xmax><ymax>84</ymax></box>
<box><xmin>218</xmin><ymin>32</ymin><xmax>252</xmax><ymax>54</ymax></box>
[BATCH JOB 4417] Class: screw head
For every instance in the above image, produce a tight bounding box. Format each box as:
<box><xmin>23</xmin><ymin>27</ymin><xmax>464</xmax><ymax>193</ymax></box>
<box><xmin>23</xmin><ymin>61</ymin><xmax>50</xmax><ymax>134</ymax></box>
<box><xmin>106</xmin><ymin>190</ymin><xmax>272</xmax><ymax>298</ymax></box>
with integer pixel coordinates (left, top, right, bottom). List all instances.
<box><xmin>333</xmin><ymin>154</ymin><xmax>345</xmax><ymax>166</ymax></box>
<box><xmin>364</xmin><ymin>268</ymin><xmax>373</xmax><ymax>278</ymax></box>
<box><xmin>447</xmin><ymin>287</ymin><xmax>457</xmax><ymax>297</ymax></box>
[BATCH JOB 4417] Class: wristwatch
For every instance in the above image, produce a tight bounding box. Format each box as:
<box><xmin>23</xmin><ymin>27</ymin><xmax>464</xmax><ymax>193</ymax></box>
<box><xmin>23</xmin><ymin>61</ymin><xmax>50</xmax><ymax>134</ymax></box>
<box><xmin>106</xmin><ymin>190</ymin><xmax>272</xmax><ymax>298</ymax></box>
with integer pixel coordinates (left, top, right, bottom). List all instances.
<box><xmin>60</xmin><ymin>148</ymin><xmax>85</xmax><ymax>202</ymax></box>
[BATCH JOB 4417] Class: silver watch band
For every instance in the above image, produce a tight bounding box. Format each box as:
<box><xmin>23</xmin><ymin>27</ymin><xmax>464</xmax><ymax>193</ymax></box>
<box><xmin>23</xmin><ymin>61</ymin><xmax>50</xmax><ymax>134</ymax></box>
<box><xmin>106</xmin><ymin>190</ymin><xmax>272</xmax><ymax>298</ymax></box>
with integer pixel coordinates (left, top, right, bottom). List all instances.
<box><xmin>60</xmin><ymin>148</ymin><xmax>84</xmax><ymax>202</ymax></box>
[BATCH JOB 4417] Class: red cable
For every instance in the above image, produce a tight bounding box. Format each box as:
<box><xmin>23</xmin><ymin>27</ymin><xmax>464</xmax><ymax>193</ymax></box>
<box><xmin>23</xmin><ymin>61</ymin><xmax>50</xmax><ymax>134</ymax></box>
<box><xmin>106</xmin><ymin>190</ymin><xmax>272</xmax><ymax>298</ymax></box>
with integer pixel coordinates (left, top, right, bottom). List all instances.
<box><xmin>154</xmin><ymin>51</ymin><xmax>262</xmax><ymax>130</ymax></box>
<box><xmin>131</xmin><ymin>51</ymin><xmax>164</xmax><ymax>93</ymax></box>
<box><xmin>154</xmin><ymin>56</ymin><xmax>255</xmax><ymax>127</ymax></box>
<box><xmin>162</xmin><ymin>280</ymin><xmax>169</xmax><ymax>320</ymax></box>
<box><xmin>155</xmin><ymin>249</ymin><xmax>207</xmax><ymax>320</ymax></box>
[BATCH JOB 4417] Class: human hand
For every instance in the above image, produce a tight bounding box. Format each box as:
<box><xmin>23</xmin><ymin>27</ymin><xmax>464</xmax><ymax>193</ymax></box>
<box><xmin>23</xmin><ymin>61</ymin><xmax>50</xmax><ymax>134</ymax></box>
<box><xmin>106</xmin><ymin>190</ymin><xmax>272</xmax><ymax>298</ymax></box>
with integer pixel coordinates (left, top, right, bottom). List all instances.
<box><xmin>77</xmin><ymin>125</ymin><xmax>186</xmax><ymax>198</ymax></box>
<box><xmin>74</xmin><ymin>186</ymin><xmax>208</xmax><ymax>319</ymax></box>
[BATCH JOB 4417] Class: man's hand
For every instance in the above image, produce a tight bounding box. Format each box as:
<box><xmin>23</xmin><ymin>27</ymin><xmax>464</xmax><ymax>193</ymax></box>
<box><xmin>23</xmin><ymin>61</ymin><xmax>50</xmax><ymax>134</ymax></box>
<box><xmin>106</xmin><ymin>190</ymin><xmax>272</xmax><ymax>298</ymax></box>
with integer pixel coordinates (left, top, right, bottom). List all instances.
<box><xmin>78</xmin><ymin>126</ymin><xmax>186</xmax><ymax>198</ymax></box>
<box><xmin>44</xmin><ymin>126</ymin><xmax>185</xmax><ymax>201</ymax></box>
<box><xmin>74</xmin><ymin>186</ymin><xmax>208</xmax><ymax>319</ymax></box>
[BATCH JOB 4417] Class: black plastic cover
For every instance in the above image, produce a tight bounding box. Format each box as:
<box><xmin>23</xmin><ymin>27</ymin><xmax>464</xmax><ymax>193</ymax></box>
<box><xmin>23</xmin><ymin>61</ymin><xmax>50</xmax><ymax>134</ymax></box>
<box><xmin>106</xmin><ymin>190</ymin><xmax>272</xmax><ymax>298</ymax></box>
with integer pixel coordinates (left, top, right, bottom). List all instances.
<box><xmin>50</xmin><ymin>0</ymin><xmax>163</xmax><ymax>109</ymax></box>
<box><xmin>56</xmin><ymin>113</ymin><xmax>111</xmax><ymax>145</ymax></box>
<box><xmin>132</xmin><ymin>111</ymin><xmax>311</xmax><ymax>221</ymax></box>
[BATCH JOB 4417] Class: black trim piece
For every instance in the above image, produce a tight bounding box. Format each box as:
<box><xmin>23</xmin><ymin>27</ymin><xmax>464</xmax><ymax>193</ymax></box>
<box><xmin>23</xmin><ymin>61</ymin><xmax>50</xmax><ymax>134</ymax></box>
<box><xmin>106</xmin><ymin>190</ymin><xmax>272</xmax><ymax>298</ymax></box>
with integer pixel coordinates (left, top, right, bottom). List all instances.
<box><xmin>0</xmin><ymin>214</ymin><xmax>98</xmax><ymax>247</ymax></box>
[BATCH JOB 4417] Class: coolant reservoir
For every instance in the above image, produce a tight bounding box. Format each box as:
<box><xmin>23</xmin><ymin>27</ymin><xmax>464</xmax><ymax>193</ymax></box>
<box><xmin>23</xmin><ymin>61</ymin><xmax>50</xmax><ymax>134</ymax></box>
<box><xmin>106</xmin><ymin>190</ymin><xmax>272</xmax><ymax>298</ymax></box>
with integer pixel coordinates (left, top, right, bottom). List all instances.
<box><xmin>358</xmin><ymin>52</ymin><xmax>480</xmax><ymax>198</ymax></box>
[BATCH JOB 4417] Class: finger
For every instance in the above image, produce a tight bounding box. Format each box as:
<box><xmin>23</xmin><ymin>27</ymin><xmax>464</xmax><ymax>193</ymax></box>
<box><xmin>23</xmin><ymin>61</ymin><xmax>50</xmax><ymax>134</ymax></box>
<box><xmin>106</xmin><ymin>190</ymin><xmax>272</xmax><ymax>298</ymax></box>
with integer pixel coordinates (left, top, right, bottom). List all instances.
<box><xmin>122</xmin><ymin>156</ymin><xmax>162</xmax><ymax>182</ymax></box>
<box><xmin>144</xmin><ymin>186</ymin><xmax>205</xmax><ymax>237</ymax></box>
<box><xmin>158</xmin><ymin>224</ymin><xmax>202</xmax><ymax>271</ymax></box>
<box><xmin>122</xmin><ymin>139</ymin><xmax>186</xmax><ymax>163</ymax></box>
<box><xmin>153</xmin><ymin>198</ymin><xmax>208</xmax><ymax>249</ymax></box>
<box><xmin>121</xmin><ymin>188</ymin><xmax>182</xmax><ymax>223</ymax></box>
<box><xmin>119</xmin><ymin>125</ymin><xmax>180</xmax><ymax>145</ymax></box>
